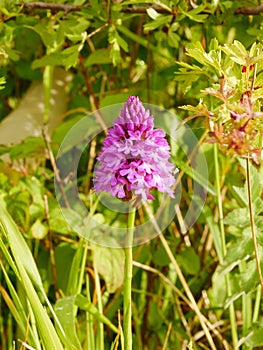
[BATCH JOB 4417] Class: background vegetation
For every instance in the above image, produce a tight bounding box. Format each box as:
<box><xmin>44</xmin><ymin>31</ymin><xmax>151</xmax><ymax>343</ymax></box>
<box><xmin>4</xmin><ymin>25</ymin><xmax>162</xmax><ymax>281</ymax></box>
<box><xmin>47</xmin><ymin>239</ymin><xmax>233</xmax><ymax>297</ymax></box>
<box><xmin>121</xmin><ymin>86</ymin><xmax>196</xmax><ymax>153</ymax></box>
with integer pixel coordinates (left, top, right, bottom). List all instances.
<box><xmin>0</xmin><ymin>0</ymin><xmax>263</xmax><ymax>349</ymax></box>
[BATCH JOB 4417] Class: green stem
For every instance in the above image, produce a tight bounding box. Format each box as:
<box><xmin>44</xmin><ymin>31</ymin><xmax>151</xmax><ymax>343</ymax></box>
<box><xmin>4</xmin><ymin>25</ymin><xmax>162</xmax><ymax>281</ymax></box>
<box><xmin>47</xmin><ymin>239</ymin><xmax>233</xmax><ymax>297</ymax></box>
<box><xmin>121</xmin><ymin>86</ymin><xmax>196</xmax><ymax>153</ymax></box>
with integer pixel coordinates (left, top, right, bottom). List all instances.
<box><xmin>213</xmin><ymin>144</ymin><xmax>238</xmax><ymax>347</ymax></box>
<box><xmin>252</xmin><ymin>285</ymin><xmax>261</xmax><ymax>323</ymax></box>
<box><xmin>43</xmin><ymin>65</ymin><xmax>54</xmax><ymax>125</ymax></box>
<box><xmin>124</xmin><ymin>206</ymin><xmax>136</xmax><ymax>350</ymax></box>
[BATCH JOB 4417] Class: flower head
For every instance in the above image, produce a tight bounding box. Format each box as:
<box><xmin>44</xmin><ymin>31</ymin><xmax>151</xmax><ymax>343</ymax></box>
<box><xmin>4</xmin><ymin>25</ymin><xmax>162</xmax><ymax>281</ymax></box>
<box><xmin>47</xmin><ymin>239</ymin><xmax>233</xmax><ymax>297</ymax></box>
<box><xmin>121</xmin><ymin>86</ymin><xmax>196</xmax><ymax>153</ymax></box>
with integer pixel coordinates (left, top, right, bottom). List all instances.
<box><xmin>93</xmin><ymin>96</ymin><xmax>176</xmax><ymax>202</ymax></box>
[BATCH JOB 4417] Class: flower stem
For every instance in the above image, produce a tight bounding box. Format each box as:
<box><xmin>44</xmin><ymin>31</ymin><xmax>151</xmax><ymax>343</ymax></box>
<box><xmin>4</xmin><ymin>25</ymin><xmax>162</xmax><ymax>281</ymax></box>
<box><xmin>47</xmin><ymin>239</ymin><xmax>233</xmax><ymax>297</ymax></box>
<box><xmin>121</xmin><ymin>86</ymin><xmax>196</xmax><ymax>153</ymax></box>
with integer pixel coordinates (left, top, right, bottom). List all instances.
<box><xmin>124</xmin><ymin>206</ymin><xmax>136</xmax><ymax>350</ymax></box>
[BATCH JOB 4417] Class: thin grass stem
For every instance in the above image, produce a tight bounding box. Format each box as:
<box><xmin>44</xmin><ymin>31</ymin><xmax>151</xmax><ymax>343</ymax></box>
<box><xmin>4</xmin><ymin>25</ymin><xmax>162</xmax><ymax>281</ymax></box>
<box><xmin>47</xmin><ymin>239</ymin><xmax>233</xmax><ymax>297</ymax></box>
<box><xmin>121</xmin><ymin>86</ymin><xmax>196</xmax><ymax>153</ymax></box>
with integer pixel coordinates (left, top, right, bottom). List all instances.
<box><xmin>252</xmin><ymin>285</ymin><xmax>261</xmax><ymax>323</ymax></box>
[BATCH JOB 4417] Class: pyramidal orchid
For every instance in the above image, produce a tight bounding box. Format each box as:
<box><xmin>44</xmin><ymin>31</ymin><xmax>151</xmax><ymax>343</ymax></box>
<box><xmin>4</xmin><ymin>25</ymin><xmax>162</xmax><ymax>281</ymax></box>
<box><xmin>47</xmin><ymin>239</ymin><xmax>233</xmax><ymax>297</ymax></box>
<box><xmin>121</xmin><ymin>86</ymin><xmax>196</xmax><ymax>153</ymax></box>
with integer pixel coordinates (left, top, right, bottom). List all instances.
<box><xmin>93</xmin><ymin>96</ymin><xmax>176</xmax><ymax>203</ymax></box>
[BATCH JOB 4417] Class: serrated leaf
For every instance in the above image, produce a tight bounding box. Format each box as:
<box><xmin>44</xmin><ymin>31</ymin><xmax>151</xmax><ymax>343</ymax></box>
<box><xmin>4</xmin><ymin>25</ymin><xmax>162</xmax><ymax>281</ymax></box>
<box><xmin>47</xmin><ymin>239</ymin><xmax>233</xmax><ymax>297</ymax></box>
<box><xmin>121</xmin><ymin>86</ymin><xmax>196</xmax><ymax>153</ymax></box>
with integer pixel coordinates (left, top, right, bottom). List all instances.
<box><xmin>219</xmin><ymin>237</ymin><xmax>253</xmax><ymax>275</ymax></box>
<box><xmin>222</xmin><ymin>40</ymin><xmax>248</xmax><ymax>66</ymax></box>
<box><xmin>224</xmin><ymin>208</ymin><xmax>250</xmax><ymax>227</ymax></box>
<box><xmin>186</xmin><ymin>44</ymin><xmax>220</xmax><ymax>71</ymax></box>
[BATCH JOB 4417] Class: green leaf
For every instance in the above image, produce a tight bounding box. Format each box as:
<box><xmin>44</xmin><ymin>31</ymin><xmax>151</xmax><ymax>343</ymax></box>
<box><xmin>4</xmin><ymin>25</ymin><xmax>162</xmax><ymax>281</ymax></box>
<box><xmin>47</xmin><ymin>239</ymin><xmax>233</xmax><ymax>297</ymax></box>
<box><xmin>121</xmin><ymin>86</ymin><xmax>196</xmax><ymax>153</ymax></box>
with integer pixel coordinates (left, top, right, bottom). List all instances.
<box><xmin>221</xmin><ymin>40</ymin><xmax>248</xmax><ymax>66</ymax></box>
<box><xmin>219</xmin><ymin>237</ymin><xmax>254</xmax><ymax>275</ymax></box>
<box><xmin>85</xmin><ymin>49</ymin><xmax>112</xmax><ymax>66</ymax></box>
<box><xmin>25</xmin><ymin>23</ymin><xmax>63</xmax><ymax>50</ymax></box>
<box><xmin>245</xmin><ymin>321</ymin><xmax>263</xmax><ymax>347</ymax></box>
<box><xmin>16</xmin><ymin>255</ymin><xmax>65</xmax><ymax>349</ymax></box>
<box><xmin>93</xmin><ymin>241</ymin><xmax>124</xmax><ymax>293</ymax></box>
<box><xmin>152</xmin><ymin>244</ymin><xmax>170</xmax><ymax>267</ymax></box>
<box><xmin>168</xmin><ymin>31</ymin><xmax>180</xmax><ymax>48</ymax></box>
<box><xmin>240</xmin><ymin>258</ymin><xmax>263</xmax><ymax>293</ymax></box>
<box><xmin>49</xmin><ymin>207</ymin><xmax>74</xmax><ymax>234</ymax></box>
<box><xmin>9</xmin><ymin>137</ymin><xmax>45</xmax><ymax>160</ymax></box>
<box><xmin>0</xmin><ymin>201</ymin><xmax>65</xmax><ymax>349</ymax></box>
<box><xmin>30</xmin><ymin>219</ymin><xmax>48</xmax><ymax>240</ymax></box>
<box><xmin>5</xmin><ymin>189</ymin><xmax>31</xmax><ymax>230</ymax></box>
<box><xmin>66</xmin><ymin>242</ymin><xmax>84</xmax><ymax>295</ymax></box>
<box><xmin>144</xmin><ymin>15</ymin><xmax>172</xmax><ymax>31</ymax></box>
<box><xmin>185</xmin><ymin>43</ymin><xmax>221</xmax><ymax>72</ymax></box>
<box><xmin>203</xmin><ymin>205</ymin><xmax>223</xmax><ymax>263</ymax></box>
<box><xmin>177</xmin><ymin>246</ymin><xmax>200</xmax><ymax>275</ymax></box>
<box><xmin>55</xmin><ymin>297</ymin><xmax>82</xmax><ymax>350</ymax></box>
<box><xmin>75</xmin><ymin>294</ymin><xmax>118</xmax><ymax>333</ymax></box>
<box><xmin>224</xmin><ymin>208</ymin><xmax>250</xmax><ymax>227</ymax></box>
<box><xmin>32</xmin><ymin>45</ymin><xmax>82</xmax><ymax>69</ymax></box>
<box><xmin>146</xmin><ymin>7</ymin><xmax>160</xmax><ymax>20</ymax></box>
<box><xmin>180</xmin><ymin>4</ymin><xmax>208</xmax><ymax>23</ymax></box>
<box><xmin>54</xmin><ymin>242</ymin><xmax>80</xmax><ymax>294</ymax></box>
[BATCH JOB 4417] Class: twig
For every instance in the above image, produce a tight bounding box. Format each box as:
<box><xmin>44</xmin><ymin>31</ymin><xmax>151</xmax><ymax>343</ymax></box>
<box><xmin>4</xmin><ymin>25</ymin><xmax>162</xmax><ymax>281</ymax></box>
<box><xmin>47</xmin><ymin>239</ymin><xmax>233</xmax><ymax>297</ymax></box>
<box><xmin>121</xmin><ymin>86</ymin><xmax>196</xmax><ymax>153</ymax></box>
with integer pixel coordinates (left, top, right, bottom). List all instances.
<box><xmin>79</xmin><ymin>58</ymin><xmax>108</xmax><ymax>134</ymax></box>
<box><xmin>162</xmin><ymin>322</ymin><xmax>172</xmax><ymax>350</ymax></box>
<box><xmin>21</xmin><ymin>2</ymin><xmax>81</xmax><ymax>14</ymax></box>
<box><xmin>235</xmin><ymin>4</ymin><xmax>263</xmax><ymax>15</ymax></box>
<box><xmin>42</xmin><ymin>125</ymin><xmax>70</xmax><ymax>209</ymax></box>
<box><xmin>20</xmin><ymin>1</ymin><xmax>263</xmax><ymax>16</ymax></box>
<box><xmin>121</xmin><ymin>5</ymin><xmax>173</xmax><ymax>14</ymax></box>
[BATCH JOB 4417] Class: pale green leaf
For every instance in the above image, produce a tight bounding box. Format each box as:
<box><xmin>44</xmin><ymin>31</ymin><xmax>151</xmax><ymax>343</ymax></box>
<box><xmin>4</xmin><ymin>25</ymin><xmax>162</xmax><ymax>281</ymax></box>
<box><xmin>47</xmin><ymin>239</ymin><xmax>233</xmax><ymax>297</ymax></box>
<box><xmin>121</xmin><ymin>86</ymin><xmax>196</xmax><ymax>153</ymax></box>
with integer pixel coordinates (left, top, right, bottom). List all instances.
<box><xmin>146</xmin><ymin>7</ymin><xmax>160</xmax><ymax>20</ymax></box>
<box><xmin>93</xmin><ymin>241</ymin><xmax>124</xmax><ymax>293</ymax></box>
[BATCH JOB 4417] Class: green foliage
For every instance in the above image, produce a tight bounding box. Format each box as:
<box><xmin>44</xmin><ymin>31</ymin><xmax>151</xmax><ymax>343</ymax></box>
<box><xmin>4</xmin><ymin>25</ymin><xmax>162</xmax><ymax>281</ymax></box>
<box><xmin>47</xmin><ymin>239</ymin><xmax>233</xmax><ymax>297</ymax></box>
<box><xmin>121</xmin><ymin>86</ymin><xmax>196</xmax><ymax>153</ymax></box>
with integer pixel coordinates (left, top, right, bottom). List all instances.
<box><xmin>1</xmin><ymin>0</ymin><xmax>263</xmax><ymax>349</ymax></box>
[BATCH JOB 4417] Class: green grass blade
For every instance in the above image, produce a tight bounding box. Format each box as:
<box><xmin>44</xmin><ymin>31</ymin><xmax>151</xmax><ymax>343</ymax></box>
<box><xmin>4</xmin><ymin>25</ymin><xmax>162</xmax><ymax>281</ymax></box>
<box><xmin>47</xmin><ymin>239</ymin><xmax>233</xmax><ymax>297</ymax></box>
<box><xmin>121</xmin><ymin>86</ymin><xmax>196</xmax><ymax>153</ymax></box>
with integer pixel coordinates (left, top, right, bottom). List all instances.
<box><xmin>15</xmin><ymin>254</ymin><xmax>65</xmax><ymax>350</ymax></box>
<box><xmin>0</xmin><ymin>262</ymin><xmax>41</xmax><ymax>349</ymax></box>
<box><xmin>0</xmin><ymin>200</ymin><xmax>43</xmax><ymax>289</ymax></box>
<box><xmin>0</xmin><ymin>200</ymin><xmax>65</xmax><ymax>349</ymax></box>
<box><xmin>55</xmin><ymin>296</ymin><xmax>82</xmax><ymax>350</ymax></box>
